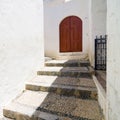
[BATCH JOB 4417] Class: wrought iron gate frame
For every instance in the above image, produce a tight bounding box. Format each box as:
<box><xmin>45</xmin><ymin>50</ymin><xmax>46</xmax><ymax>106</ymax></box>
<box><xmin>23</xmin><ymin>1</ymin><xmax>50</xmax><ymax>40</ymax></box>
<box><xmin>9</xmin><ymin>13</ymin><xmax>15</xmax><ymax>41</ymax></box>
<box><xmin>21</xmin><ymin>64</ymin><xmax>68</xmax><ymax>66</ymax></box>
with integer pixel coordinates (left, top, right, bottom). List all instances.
<box><xmin>95</xmin><ymin>35</ymin><xmax>107</xmax><ymax>70</ymax></box>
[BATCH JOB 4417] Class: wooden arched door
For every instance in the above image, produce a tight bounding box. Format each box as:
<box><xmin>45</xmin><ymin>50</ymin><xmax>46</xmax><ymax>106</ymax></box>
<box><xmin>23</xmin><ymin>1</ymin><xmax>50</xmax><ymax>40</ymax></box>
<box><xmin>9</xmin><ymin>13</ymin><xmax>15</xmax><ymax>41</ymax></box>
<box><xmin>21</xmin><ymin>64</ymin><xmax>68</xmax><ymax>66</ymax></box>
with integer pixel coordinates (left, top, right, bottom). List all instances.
<box><xmin>60</xmin><ymin>16</ymin><xmax>82</xmax><ymax>52</ymax></box>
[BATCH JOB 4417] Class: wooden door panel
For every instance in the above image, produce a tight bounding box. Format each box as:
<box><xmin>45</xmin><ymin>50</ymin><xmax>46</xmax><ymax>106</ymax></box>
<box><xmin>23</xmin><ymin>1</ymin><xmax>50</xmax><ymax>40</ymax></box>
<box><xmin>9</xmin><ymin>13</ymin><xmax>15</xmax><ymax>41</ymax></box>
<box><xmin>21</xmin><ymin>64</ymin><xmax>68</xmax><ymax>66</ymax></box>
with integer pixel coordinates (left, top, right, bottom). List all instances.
<box><xmin>60</xmin><ymin>16</ymin><xmax>82</xmax><ymax>52</ymax></box>
<box><xmin>60</xmin><ymin>17</ymin><xmax>71</xmax><ymax>52</ymax></box>
<box><xmin>70</xmin><ymin>16</ymin><xmax>82</xmax><ymax>52</ymax></box>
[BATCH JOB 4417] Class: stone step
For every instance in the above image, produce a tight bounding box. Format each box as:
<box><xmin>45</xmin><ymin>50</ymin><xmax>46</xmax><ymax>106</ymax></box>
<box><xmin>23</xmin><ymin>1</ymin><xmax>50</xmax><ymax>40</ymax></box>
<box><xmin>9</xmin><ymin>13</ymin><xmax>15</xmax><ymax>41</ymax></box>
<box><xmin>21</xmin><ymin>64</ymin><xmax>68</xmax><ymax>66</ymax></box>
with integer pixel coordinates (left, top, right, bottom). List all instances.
<box><xmin>26</xmin><ymin>76</ymin><xmax>97</xmax><ymax>100</ymax></box>
<box><xmin>37</xmin><ymin>67</ymin><xmax>92</xmax><ymax>78</ymax></box>
<box><xmin>95</xmin><ymin>70</ymin><xmax>106</xmax><ymax>91</ymax></box>
<box><xmin>45</xmin><ymin>60</ymin><xmax>90</xmax><ymax>67</ymax></box>
<box><xmin>0</xmin><ymin>117</ymin><xmax>13</xmax><ymax>120</ymax></box>
<box><xmin>56</xmin><ymin>53</ymin><xmax>88</xmax><ymax>60</ymax></box>
<box><xmin>3</xmin><ymin>90</ymin><xmax>103</xmax><ymax>120</ymax></box>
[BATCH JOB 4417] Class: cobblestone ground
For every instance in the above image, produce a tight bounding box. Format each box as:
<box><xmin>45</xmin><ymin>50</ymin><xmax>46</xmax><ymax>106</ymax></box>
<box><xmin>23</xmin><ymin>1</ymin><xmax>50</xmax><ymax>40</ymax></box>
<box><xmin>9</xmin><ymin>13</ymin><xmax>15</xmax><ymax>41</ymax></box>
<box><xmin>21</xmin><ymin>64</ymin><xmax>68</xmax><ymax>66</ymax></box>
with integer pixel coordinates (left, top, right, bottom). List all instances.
<box><xmin>3</xmin><ymin>90</ymin><xmax>103</xmax><ymax>120</ymax></box>
<box><xmin>37</xmin><ymin>93</ymin><xmax>102</xmax><ymax>120</ymax></box>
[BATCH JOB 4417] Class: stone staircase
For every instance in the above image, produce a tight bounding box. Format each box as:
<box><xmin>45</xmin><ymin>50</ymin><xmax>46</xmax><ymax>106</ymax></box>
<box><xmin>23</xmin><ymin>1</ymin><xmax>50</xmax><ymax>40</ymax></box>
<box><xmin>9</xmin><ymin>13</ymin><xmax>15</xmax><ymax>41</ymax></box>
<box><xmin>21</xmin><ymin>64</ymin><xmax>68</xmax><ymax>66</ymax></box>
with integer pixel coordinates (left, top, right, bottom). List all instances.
<box><xmin>3</xmin><ymin>60</ymin><xmax>104</xmax><ymax>120</ymax></box>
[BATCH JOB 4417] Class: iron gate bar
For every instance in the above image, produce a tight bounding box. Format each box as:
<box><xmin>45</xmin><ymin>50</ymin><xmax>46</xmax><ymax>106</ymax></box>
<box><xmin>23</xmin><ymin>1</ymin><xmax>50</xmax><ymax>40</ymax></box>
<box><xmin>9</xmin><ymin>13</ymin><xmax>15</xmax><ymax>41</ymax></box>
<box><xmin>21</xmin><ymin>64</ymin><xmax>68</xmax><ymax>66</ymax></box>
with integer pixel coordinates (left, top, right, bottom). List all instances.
<box><xmin>95</xmin><ymin>35</ymin><xmax>107</xmax><ymax>70</ymax></box>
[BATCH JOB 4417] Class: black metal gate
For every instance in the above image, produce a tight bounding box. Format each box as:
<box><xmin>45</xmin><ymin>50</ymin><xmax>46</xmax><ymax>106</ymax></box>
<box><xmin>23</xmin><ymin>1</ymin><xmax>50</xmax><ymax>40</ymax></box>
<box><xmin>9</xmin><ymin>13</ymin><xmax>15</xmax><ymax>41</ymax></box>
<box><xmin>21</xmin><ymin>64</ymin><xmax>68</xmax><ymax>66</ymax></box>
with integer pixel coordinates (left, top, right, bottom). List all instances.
<box><xmin>95</xmin><ymin>35</ymin><xmax>107</xmax><ymax>70</ymax></box>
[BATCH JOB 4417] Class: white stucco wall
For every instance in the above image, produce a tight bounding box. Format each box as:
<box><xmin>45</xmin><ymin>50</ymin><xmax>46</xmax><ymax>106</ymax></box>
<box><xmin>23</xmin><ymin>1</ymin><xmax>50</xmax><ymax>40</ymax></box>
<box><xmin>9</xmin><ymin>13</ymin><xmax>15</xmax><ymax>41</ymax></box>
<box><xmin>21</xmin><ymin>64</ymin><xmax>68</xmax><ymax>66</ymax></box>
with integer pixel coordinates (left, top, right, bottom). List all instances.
<box><xmin>44</xmin><ymin>0</ymin><xmax>90</xmax><ymax>59</ymax></box>
<box><xmin>0</xmin><ymin>0</ymin><xmax>44</xmax><ymax>116</ymax></box>
<box><xmin>89</xmin><ymin>0</ymin><xmax>107</xmax><ymax>66</ymax></box>
<box><xmin>107</xmin><ymin>0</ymin><xmax>120</xmax><ymax>120</ymax></box>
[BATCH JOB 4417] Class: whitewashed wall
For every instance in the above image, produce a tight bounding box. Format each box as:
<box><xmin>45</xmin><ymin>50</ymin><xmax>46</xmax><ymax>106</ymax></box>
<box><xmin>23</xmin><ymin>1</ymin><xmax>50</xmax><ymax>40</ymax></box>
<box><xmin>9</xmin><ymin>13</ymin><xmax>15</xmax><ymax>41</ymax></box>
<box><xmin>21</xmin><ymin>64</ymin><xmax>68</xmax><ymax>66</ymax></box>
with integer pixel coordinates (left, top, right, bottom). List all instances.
<box><xmin>89</xmin><ymin>0</ymin><xmax>107</xmax><ymax>66</ymax></box>
<box><xmin>0</xmin><ymin>0</ymin><xmax>44</xmax><ymax>115</ymax></box>
<box><xmin>107</xmin><ymin>0</ymin><xmax>120</xmax><ymax>120</ymax></box>
<box><xmin>44</xmin><ymin>0</ymin><xmax>90</xmax><ymax>59</ymax></box>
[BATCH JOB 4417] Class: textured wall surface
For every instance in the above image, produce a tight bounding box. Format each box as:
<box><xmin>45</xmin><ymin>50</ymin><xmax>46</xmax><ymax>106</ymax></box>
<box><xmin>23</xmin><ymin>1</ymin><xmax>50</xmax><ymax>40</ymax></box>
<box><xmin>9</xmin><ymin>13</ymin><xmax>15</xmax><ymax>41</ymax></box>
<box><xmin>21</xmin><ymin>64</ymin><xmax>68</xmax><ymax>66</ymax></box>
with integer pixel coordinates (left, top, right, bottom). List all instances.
<box><xmin>44</xmin><ymin>0</ymin><xmax>106</xmax><ymax>61</ymax></box>
<box><xmin>107</xmin><ymin>0</ymin><xmax>120</xmax><ymax>120</ymax></box>
<box><xmin>0</xmin><ymin>0</ymin><xmax>44</xmax><ymax>116</ymax></box>
<box><xmin>89</xmin><ymin>0</ymin><xmax>107</xmax><ymax>66</ymax></box>
<box><xmin>44</xmin><ymin>0</ymin><xmax>90</xmax><ymax>58</ymax></box>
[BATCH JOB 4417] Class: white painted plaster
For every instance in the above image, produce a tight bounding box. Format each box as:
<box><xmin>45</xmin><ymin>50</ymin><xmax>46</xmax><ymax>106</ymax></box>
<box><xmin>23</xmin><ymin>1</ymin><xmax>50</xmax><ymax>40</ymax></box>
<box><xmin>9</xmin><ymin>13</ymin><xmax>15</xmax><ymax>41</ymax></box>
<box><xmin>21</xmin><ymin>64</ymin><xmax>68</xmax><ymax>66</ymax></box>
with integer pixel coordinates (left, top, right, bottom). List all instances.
<box><xmin>44</xmin><ymin>0</ymin><xmax>90</xmax><ymax>59</ymax></box>
<box><xmin>89</xmin><ymin>0</ymin><xmax>107</xmax><ymax>66</ymax></box>
<box><xmin>0</xmin><ymin>0</ymin><xmax>44</xmax><ymax>117</ymax></box>
<box><xmin>107</xmin><ymin>0</ymin><xmax>120</xmax><ymax>119</ymax></box>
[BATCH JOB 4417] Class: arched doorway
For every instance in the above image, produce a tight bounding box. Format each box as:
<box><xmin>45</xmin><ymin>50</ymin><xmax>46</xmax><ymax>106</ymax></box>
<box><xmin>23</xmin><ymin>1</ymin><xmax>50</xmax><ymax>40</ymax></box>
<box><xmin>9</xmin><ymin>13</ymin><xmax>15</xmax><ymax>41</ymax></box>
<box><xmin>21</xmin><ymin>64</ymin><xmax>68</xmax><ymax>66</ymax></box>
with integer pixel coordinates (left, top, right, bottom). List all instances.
<box><xmin>60</xmin><ymin>16</ymin><xmax>82</xmax><ymax>52</ymax></box>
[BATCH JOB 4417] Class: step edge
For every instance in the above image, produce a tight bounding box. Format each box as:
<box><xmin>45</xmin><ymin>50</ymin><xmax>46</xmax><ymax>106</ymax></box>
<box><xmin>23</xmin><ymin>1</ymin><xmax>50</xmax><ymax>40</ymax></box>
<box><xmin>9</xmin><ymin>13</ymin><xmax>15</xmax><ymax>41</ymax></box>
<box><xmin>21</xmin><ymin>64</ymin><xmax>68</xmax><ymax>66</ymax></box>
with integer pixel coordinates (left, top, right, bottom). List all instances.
<box><xmin>26</xmin><ymin>82</ymin><xmax>97</xmax><ymax>92</ymax></box>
